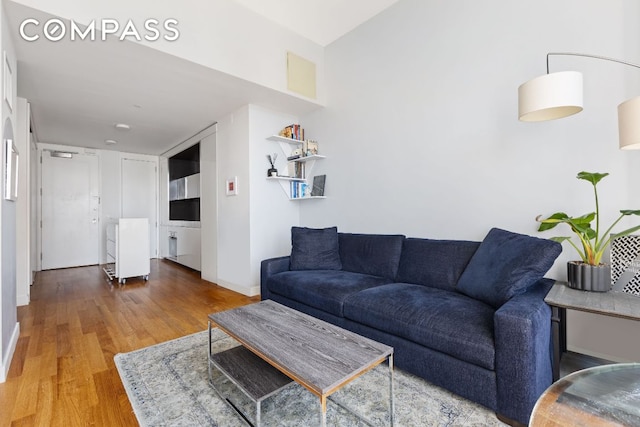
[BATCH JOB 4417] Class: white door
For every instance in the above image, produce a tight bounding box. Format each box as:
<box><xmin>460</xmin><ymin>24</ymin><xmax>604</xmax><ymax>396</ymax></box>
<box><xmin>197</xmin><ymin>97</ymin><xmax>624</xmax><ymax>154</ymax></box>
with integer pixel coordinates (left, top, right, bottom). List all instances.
<box><xmin>121</xmin><ymin>158</ymin><xmax>157</xmax><ymax>258</ymax></box>
<box><xmin>41</xmin><ymin>151</ymin><xmax>100</xmax><ymax>269</ymax></box>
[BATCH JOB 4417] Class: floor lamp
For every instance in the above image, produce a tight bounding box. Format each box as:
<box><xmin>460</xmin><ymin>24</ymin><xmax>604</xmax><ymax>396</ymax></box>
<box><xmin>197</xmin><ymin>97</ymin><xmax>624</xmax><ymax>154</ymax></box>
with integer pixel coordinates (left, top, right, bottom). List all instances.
<box><xmin>518</xmin><ymin>52</ymin><xmax>640</xmax><ymax>150</ymax></box>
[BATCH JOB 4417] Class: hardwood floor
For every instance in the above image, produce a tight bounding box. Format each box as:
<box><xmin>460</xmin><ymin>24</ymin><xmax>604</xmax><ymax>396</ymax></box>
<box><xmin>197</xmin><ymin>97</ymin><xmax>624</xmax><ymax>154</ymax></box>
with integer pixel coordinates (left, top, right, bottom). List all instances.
<box><xmin>0</xmin><ymin>260</ymin><xmax>259</xmax><ymax>427</ymax></box>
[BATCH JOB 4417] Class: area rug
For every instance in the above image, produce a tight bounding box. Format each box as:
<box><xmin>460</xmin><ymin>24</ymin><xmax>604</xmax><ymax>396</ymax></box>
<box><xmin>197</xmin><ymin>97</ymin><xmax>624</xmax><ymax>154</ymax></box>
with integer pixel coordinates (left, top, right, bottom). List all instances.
<box><xmin>115</xmin><ymin>330</ymin><xmax>506</xmax><ymax>426</ymax></box>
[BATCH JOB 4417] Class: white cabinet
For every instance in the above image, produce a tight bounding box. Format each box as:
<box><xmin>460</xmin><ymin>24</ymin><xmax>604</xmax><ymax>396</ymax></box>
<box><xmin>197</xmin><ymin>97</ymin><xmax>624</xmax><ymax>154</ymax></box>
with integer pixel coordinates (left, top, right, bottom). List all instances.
<box><xmin>166</xmin><ymin>226</ymin><xmax>201</xmax><ymax>271</ymax></box>
<box><xmin>103</xmin><ymin>218</ymin><xmax>150</xmax><ymax>285</ymax></box>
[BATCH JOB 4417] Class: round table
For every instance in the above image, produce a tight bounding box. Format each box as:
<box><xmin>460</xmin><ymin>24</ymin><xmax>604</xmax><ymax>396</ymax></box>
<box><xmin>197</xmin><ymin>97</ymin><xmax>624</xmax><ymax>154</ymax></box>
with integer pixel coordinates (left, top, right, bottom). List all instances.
<box><xmin>530</xmin><ymin>363</ymin><xmax>640</xmax><ymax>426</ymax></box>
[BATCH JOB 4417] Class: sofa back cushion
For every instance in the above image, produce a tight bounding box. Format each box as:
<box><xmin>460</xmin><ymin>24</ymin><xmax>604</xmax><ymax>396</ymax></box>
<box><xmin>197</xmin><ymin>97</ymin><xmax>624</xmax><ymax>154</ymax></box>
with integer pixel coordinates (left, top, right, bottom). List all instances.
<box><xmin>338</xmin><ymin>233</ymin><xmax>405</xmax><ymax>279</ymax></box>
<box><xmin>396</xmin><ymin>238</ymin><xmax>480</xmax><ymax>290</ymax></box>
<box><xmin>290</xmin><ymin>226</ymin><xmax>342</xmax><ymax>271</ymax></box>
<box><xmin>456</xmin><ymin>228</ymin><xmax>562</xmax><ymax>308</ymax></box>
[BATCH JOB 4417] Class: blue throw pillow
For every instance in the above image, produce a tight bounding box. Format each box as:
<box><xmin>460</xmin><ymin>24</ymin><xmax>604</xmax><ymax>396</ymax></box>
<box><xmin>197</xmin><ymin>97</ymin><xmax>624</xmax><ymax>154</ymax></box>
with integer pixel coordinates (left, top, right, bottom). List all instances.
<box><xmin>456</xmin><ymin>228</ymin><xmax>562</xmax><ymax>308</ymax></box>
<box><xmin>290</xmin><ymin>227</ymin><xmax>342</xmax><ymax>271</ymax></box>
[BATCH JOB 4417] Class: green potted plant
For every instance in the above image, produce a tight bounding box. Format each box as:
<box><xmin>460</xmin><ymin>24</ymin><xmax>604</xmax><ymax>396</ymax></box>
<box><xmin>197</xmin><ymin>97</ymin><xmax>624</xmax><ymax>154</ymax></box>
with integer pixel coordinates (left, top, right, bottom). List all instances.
<box><xmin>536</xmin><ymin>171</ymin><xmax>640</xmax><ymax>291</ymax></box>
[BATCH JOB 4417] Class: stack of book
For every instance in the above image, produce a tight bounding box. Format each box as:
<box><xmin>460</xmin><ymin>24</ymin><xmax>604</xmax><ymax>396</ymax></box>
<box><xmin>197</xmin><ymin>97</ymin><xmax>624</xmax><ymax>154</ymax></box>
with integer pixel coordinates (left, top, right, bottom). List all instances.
<box><xmin>279</xmin><ymin>124</ymin><xmax>304</xmax><ymax>141</ymax></box>
<box><xmin>290</xmin><ymin>181</ymin><xmax>309</xmax><ymax>199</ymax></box>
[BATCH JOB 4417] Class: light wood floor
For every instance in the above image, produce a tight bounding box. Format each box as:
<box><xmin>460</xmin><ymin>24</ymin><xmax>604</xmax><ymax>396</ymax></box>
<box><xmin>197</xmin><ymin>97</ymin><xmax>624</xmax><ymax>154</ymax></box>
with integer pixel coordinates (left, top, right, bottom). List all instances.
<box><xmin>0</xmin><ymin>260</ymin><xmax>259</xmax><ymax>426</ymax></box>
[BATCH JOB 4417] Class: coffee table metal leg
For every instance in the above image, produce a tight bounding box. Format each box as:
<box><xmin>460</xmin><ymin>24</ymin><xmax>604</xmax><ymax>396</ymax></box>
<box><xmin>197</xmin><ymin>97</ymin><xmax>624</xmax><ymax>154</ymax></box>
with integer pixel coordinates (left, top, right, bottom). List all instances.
<box><xmin>208</xmin><ymin>321</ymin><xmax>212</xmax><ymax>382</ymax></box>
<box><xmin>389</xmin><ymin>354</ymin><xmax>394</xmax><ymax>427</ymax></box>
<box><xmin>320</xmin><ymin>395</ymin><xmax>327</xmax><ymax>427</ymax></box>
<box><xmin>256</xmin><ymin>400</ymin><xmax>261</xmax><ymax>426</ymax></box>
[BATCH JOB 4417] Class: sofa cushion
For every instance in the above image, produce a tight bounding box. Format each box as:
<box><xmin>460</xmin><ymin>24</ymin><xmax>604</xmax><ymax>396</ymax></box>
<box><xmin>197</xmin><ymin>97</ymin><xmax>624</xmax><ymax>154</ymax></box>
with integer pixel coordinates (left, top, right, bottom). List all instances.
<box><xmin>338</xmin><ymin>233</ymin><xmax>405</xmax><ymax>279</ymax></box>
<box><xmin>290</xmin><ymin>227</ymin><xmax>342</xmax><ymax>271</ymax></box>
<box><xmin>456</xmin><ymin>228</ymin><xmax>562</xmax><ymax>308</ymax></box>
<box><xmin>266</xmin><ymin>270</ymin><xmax>392</xmax><ymax>317</ymax></box>
<box><xmin>396</xmin><ymin>238</ymin><xmax>480</xmax><ymax>290</ymax></box>
<box><xmin>344</xmin><ymin>283</ymin><xmax>496</xmax><ymax>370</ymax></box>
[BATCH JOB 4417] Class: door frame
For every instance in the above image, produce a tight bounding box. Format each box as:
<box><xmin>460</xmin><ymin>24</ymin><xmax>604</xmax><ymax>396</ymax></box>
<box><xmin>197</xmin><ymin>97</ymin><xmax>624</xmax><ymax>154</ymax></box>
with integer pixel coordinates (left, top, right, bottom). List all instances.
<box><xmin>38</xmin><ymin>145</ymin><xmax>101</xmax><ymax>270</ymax></box>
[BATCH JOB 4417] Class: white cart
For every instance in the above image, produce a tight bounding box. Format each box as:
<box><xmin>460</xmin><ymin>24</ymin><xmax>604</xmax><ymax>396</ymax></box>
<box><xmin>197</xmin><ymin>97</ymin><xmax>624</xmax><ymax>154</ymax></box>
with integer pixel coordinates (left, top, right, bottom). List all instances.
<box><xmin>104</xmin><ymin>218</ymin><xmax>150</xmax><ymax>285</ymax></box>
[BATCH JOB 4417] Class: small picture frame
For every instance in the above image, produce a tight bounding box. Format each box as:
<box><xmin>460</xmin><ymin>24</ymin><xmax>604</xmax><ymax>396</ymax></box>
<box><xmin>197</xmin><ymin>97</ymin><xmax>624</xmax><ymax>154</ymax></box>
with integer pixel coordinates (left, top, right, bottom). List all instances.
<box><xmin>4</xmin><ymin>137</ymin><xmax>18</xmax><ymax>201</ymax></box>
<box><xmin>226</xmin><ymin>176</ymin><xmax>238</xmax><ymax>196</ymax></box>
<box><xmin>3</xmin><ymin>51</ymin><xmax>12</xmax><ymax>112</ymax></box>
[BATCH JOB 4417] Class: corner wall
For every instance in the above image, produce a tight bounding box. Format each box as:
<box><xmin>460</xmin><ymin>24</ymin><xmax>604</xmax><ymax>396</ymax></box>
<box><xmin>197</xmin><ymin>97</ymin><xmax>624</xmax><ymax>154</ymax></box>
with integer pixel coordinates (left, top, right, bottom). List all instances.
<box><xmin>215</xmin><ymin>104</ymin><xmax>302</xmax><ymax>296</ymax></box>
<box><xmin>300</xmin><ymin>0</ymin><xmax>640</xmax><ymax>361</ymax></box>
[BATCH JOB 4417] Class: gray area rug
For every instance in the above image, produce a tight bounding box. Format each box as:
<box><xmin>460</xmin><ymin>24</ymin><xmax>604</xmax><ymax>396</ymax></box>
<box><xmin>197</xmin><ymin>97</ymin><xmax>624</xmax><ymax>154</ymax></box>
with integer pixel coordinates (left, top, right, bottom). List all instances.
<box><xmin>115</xmin><ymin>330</ymin><xmax>506</xmax><ymax>426</ymax></box>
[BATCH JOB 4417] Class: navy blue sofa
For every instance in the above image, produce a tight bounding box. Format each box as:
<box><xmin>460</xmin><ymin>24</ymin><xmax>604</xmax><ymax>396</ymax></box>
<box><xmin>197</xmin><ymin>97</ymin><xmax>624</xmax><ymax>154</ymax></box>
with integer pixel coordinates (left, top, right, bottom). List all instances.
<box><xmin>260</xmin><ymin>227</ymin><xmax>562</xmax><ymax>426</ymax></box>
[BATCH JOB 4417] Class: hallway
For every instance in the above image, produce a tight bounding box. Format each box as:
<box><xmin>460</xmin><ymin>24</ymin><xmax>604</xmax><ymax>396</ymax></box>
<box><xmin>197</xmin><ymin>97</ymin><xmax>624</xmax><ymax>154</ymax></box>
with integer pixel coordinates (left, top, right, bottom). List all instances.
<box><xmin>0</xmin><ymin>260</ymin><xmax>258</xmax><ymax>426</ymax></box>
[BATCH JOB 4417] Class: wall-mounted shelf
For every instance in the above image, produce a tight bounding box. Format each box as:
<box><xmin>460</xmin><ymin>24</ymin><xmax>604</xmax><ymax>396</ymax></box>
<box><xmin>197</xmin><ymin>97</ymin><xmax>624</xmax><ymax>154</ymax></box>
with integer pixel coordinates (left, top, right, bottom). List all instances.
<box><xmin>287</xmin><ymin>154</ymin><xmax>326</xmax><ymax>163</ymax></box>
<box><xmin>289</xmin><ymin>196</ymin><xmax>326</xmax><ymax>201</ymax></box>
<box><xmin>266</xmin><ymin>135</ymin><xmax>304</xmax><ymax>145</ymax></box>
<box><xmin>266</xmin><ymin>131</ymin><xmax>326</xmax><ymax>200</ymax></box>
<box><xmin>267</xmin><ymin>176</ymin><xmax>305</xmax><ymax>182</ymax></box>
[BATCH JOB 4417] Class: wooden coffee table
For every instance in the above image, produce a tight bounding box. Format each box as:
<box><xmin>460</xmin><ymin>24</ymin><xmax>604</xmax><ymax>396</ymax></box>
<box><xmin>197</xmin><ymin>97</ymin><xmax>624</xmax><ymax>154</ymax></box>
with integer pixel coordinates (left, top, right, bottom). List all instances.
<box><xmin>208</xmin><ymin>300</ymin><xmax>394</xmax><ymax>426</ymax></box>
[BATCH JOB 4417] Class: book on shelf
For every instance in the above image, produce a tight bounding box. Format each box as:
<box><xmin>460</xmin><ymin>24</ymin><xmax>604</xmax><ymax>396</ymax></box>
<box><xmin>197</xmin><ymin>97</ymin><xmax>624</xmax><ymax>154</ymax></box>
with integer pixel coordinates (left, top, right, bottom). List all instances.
<box><xmin>305</xmin><ymin>140</ymin><xmax>318</xmax><ymax>156</ymax></box>
<box><xmin>290</xmin><ymin>181</ymin><xmax>309</xmax><ymax>199</ymax></box>
<box><xmin>279</xmin><ymin>124</ymin><xmax>305</xmax><ymax>141</ymax></box>
<box><xmin>287</xmin><ymin>162</ymin><xmax>305</xmax><ymax>179</ymax></box>
<box><xmin>311</xmin><ymin>175</ymin><xmax>326</xmax><ymax>197</ymax></box>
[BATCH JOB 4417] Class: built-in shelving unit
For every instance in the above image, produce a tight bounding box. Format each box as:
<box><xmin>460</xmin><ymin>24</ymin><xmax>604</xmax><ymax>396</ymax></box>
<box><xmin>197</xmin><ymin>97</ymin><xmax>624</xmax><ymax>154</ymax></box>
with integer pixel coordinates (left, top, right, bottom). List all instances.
<box><xmin>169</xmin><ymin>143</ymin><xmax>200</xmax><ymax>221</ymax></box>
<box><xmin>266</xmin><ymin>132</ymin><xmax>326</xmax><ymax>201</ymax></box>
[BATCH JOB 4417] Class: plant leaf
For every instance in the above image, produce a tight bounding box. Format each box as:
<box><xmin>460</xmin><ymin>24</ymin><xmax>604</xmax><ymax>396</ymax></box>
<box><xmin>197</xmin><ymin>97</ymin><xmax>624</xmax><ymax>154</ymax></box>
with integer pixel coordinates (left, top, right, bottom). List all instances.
<box><xmin>573</xmin><ymin>212</ymin><xmax>596</xmax><ymax>222</ymax></box>
<box><xmin>620</xmin><ymin>209</ymin><xmax>640</xmax><ymax>216</ymax></box>
<box><xmin>536</xmin><ymin>212</ymin><xmax>568</xmax><ymax>231</ymax></box>
<box><xmin>550</xmin><ymin>236</ymin><xmax>572</xmax><ymax>243</ymax></box>
<box><xmin>577</xmin><ymin>171</ymin><xmax>609</xmax><ymax>185</ymax></box>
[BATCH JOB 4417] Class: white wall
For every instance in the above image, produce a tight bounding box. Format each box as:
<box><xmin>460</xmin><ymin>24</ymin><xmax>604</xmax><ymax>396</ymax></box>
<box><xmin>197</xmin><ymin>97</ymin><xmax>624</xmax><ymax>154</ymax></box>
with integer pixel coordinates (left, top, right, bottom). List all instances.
<box><xmin>215</xmin><ymin>106</ymin><xmax>252</xmax><ymax>294</ymax></box>
<box><xmin>300</xmin><ymin>0</ymin><xmax>640</xmax><ymax>361</ymax></box>
<box><xmin>248</xmin><ymin>105</ymin><xmax>302</xmax><ymax>292</ymax></box>
<box><xmin>100</xmin><ymin>149</ymin><xmax>121</xmax><ymax>263</ymax></box>
<box><xmin>15</xmin><ymin>98</ymin><xmax>30</xmax><ymax>306</ymax></box>
<box><xmin>0</xmin><ymin>0</ymin><xmax>19</xmax><ymax>382</ymax></box>
<box><xmin>214</xmin><ymin>104</ymin><xmax>303</xmax><ymax>295</ymax></box>
<box><xmin>200</xmin><ymin>131</ymin><xmax>217</xmax><ymax>283</ymax></box>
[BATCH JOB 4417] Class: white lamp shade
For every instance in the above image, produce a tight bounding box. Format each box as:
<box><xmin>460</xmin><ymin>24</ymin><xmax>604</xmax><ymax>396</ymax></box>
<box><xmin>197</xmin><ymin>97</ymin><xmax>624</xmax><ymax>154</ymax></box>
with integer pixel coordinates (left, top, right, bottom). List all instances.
<box><xmin>618</xmin><ymin>95</ymin><xmax>640</xmax><ymax>150</ymax></box>
<box><xmin>518</xmin><ymin>71</ymin><xmax>583</xmax><ymax>121</ymax></box>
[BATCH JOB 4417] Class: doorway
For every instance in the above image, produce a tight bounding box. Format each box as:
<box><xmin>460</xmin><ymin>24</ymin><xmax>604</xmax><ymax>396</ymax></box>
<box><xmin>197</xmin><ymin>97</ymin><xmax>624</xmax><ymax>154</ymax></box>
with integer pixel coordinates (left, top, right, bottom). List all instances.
<box><xmin>40</xmin><ymin>150</ymin><xmax>100</xmax><ymax>269</ymax></box>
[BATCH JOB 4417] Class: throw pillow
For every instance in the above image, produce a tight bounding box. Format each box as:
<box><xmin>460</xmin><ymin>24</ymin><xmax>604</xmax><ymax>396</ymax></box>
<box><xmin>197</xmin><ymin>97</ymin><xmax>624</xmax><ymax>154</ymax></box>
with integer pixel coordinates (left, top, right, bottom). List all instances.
<box><xmin>290</xmin><ymin>226</ymin><xmax>342</xmax><ymax>271</ymax></box>
<box><xmin>456</xmin><ymin>228</ymin><xmax>562</xmax><ymax>308</ymax></box>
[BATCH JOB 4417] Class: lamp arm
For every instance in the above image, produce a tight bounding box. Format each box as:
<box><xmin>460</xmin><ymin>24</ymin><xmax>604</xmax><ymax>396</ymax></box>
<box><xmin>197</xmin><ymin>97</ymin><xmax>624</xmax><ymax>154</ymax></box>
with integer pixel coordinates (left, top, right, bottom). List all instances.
<box><xmin>546</xmin><ymin>52</ymin><xmax>640</xmax><ymax>74</ymax></box>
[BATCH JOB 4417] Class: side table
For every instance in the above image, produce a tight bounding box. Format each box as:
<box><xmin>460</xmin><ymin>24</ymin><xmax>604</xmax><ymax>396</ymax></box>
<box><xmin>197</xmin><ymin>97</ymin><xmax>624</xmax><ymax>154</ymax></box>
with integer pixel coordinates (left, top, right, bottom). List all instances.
<box><xmin>544</xmin><ymin>282</ymin><xmax>640</xmax><ymax>380</ymax></box>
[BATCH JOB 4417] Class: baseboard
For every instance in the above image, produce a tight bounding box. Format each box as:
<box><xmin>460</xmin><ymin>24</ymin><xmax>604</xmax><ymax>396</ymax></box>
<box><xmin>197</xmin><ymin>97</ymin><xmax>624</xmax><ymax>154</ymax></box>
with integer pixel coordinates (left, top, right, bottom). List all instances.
<box><xmin>215</xmin><ymin>279</ymin><xmax>260</xmax><ymax>297</ymax></box>
<box><xmin>16</xmin><ymin>293</ymin><xmax>29</xmax><ymax>307</ymax></box>
<box><xmin>0</xmin><ymin>322</ymin><xmax>20</xmax><ymax>383</ymax></box>
<box><xmin>567</xmin><ymin>345</ymin><xmax>630</xmax><ymax>363</ymax></box>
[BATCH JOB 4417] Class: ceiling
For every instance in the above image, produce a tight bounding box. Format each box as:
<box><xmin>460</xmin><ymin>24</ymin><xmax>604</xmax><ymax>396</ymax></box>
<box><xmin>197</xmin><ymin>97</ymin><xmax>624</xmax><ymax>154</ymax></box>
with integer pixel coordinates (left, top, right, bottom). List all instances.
<box><xmin>233</xmin><ymin>0</ymin><xmax>401</xmax><ymax>47</ymax></box>
<box><xmin>5</xmin><ymin>0</ymin><xmax>400</xmax><ymax>155</ymax></box>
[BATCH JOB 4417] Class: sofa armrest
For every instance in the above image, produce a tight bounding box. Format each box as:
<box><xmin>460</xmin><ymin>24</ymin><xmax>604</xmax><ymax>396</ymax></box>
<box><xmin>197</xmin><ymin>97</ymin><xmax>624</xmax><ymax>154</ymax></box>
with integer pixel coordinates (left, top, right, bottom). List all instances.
<box><xmin>493</xmin><ymin>278</ymin><xmax>555</xmax><ymax>425</ymax></box>
<box><xmin>260</xmin><ymin>256</ymin><xmax>291</xmax><ymax>300</ymax></box>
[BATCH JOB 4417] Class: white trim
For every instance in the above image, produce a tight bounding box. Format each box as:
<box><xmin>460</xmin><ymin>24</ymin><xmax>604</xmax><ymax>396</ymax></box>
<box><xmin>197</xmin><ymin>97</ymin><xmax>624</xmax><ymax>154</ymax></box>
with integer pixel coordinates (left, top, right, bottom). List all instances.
<box><xmin>567</xmin><ymin>345</ymin><xmax>631</xmax><ymax>364</ymax></box>
<box><xmin>16</xmin><ymin>293</ymin><xmax>29</xmax><ymax>307</ymax></box>
<box><xmin>214</xmin><ymin>279</ymin><xmax>259</xmax><ymax>297</ymax></box>
<box><xmin>0</xmin><ymin>322</ymin><xmax>20</xmax><ymax>383</ymax></box>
